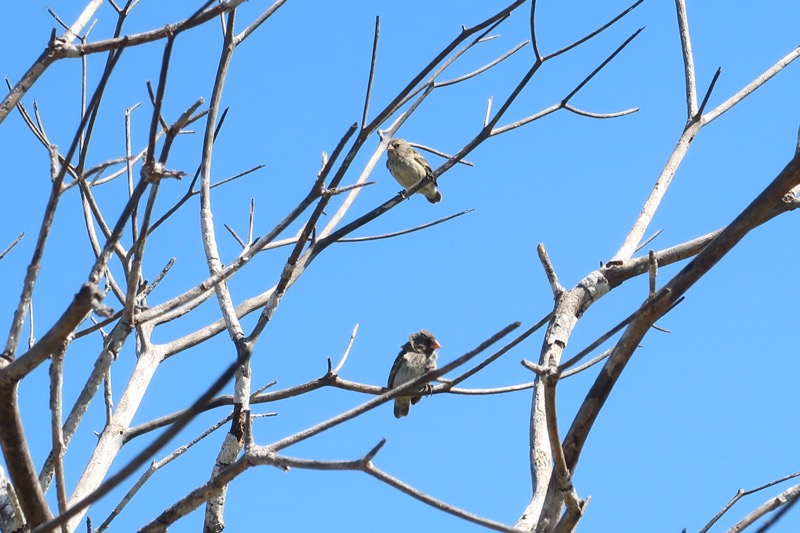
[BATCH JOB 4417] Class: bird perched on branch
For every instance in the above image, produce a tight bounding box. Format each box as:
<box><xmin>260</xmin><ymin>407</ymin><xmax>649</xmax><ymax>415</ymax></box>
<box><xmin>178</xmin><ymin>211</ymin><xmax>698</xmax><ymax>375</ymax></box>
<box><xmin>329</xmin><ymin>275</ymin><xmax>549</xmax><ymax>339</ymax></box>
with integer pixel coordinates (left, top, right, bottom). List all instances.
<box><xmin>387</xmin><ymin>330</ymin><xmax>441</xmax><ymax>418</ymax></box>
<box><xmin>386</xmin><ymin>139</ymin><xmax>442</xmax><ymax>203</ymax></box>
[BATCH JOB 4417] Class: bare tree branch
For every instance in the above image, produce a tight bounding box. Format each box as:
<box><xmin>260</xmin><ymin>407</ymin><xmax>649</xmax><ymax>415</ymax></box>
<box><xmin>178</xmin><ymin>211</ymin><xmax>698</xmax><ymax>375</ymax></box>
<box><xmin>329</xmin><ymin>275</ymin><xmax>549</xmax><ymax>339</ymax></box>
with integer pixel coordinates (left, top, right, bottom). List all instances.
<box><xmin>699</xmin><ymin>472</ymin><xmax>800</xmax><ymax>533</ymax></box>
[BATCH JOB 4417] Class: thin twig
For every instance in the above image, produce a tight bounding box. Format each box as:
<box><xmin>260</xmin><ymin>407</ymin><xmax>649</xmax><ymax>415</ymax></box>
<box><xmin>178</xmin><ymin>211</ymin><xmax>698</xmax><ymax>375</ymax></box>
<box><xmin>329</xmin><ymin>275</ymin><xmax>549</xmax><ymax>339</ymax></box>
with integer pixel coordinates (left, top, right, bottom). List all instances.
<box><xmin>529</xmin><ymin>0</ymin><xmax>541</xmax><ymax>60</ymax></box>
<box><xmin>674</xmin><ymin>0</ymin><xmax>698</xmax><ymax>118</ymax></box>
<box><xmin>361</xmin><ymin>16</ymin><xmax>380</xmax><ymax>129</ymax></box>
<box><xmin>734</xmin><ymin>485</ymin><xmax>800</xmax><ymax>533</ymax></box>
<box><xmin>49</xmin><ymin>346</ymin><xmax>68</xmax><ymax>531</ymax></box>
<box><xmin>443</xmin><ymin>315</ymin><xmax>549</xmax><ymax>389</ymax></box>
<box><xmin>542</xmin><ymin>0</ymin><xmax>645</xmax><ymax>61</ymax></box>
<box><xmin>338</xmin><ymin>210</ymin><xmax>474</xmax><ymax>243</ymax></box>
<box><xmin>560</xmin><ymin>348</ymin><xmax>612</xmax><ymax>379</ymax></box>
<box><xmin>0</xmin><ymin>233</ymin><xmax>24</xmax><ymax>261</ymax></box>
<box><xmin>699</xmin><ymin>472</ymin><xmax>800</xmax><ymax>533</ymax></box>
<box><xmin>537</xmin><ymin>243</ymin><xmax>563</xmax><ymax>296</ymax></box>
<box><xmin>563</xmin><ymin>103</ymin><xmax>638</xmax><ymax>119</ymax></box>
<box><xmin>648</xmin><ymin>250</ymin><xmax>657</xmax><ymax>297</ymax></box>
<box><xmin>561</xmin><ymin>28</ymin><xmax>644</xmax><ymax>104</ymax></box>
<box><xmin>409</xmin><ymin>143</ymin><xmax>474</xmax><ymax>167</ymax></box>
<box><xmin>447</xmin><ymin>382</ymin><xmax>535</xmax><ymax>395</ymax></box>
<box><xmin>332</xmin><ymin>324</ymin><xmax>359</xmax><ymax>374</ymax></box>
<box><xmin>436</xmin><ymin>40</ymin><xmax>528</xmax><ymax>88</ymax></box>
<box><xmin>365</xmin><ymin>463</ymin><xmax>522</xmax><ymax>533</ymax></box>
<box><xmin>696</xmin><ymin>67</ymin><xmax>721</xmax><ymax>118</ymax></box>
<box><xmin>634</xmin><ymin>228</ymin><xmax>664</xmax><ymax>253</ymax></box>
<box><xmin>702</xmin><ymin>45</ymin><xmax>800</xmax><ymax>125</ymax></box>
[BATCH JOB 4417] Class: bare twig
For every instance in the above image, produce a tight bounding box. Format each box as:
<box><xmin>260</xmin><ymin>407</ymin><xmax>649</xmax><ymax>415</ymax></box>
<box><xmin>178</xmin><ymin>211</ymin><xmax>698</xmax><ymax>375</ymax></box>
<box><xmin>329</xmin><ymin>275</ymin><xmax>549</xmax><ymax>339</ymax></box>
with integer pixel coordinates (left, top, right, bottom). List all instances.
<box><xmin>409</xmin><ymin>143</ymin><xmax>474</xmax><ymax>167</ymax></box>
<box><xmin>699</xmin><ymin>472</ymin><xmax>800</xmax><ymax>533</ymax></box>
<box><xmin>443</xmin><ymin>314</ymin><xmax>550</xmax><ymax>389</ymax></box>
<box><xmin>696</xmin><ymin>67</ymin><xmax>721</xmax><ymax>117</ymax></box>
<box><xmin>648</xmin><ymin>250</ymin><xmax>657</xmax><ymax>297</ymax></box>
<box><xmin>437</xmin><ymin>40</ymin><xmax>528</xmax><ymax>88</ymax></box>
<box><xmin>702</xmin><ymin>46</ymin><xmax>800</xmax><ymax>125</ymax></box>
<box><xmin>634</xmin><ymin>228</ymin><xmax>664</xmax><ymax>253</ymax></box>
<box><xmin>361</xmin><ymin>16</ymin><xmax>380</xmax><ymax>129</ymax></box>
<box><xmin>0</xmin><ymin>233</ymin><xmax>24</xmax><ymax>261</ymax></box>
<box><xmin>339</xmin><ymin>209</ymin><xmax>474</xmax><ymax>243</ymax></box>
<box><xmin>543</xmin><ymin>0</ymin><xmax>645</xmax><ymax>61</ymax></box>
<box><xmin>537</xmin><ymin>243</ymin><xmax>563</xmax><ymax>296</ymax></box>
<box><xmin>733</xmin><ymin>485</ymin><xmax>800</xmax><ymax>533</ymax></box>
<box><xmin>563</xmin><ymin>103</ymin><xmax>638</xmax><ymax>119</ymax></box>
<box><xmin>674</xmin><ymin>0</ymin><xmax>698</xmax><ymax>118</ymax></box>
<box><xmin>48</xmin><ymin>347</ymin><xmax>68</xmax><ymax>531</ymax></box>
<box><xmin>364</xmin><ymin>463</ymin><xmax>522</xmax><ymax>533</ymax></box>
<box><xmin>332</xmin><ymin>324</ymin><xmax>359</xmax><ymax>374</ymax></box>
<box><xmin>557</xmin><ymin>290</ymin><xmax>672</xmax><ymax>374</ymax></box>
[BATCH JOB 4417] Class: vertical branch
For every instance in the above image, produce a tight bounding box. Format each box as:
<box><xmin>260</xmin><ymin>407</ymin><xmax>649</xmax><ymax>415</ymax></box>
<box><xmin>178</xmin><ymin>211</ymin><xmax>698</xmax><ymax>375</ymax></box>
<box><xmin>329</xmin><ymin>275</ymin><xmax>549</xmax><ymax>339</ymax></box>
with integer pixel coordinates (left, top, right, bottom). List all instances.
<box><xmin>125</xmin><ymin>104</ymin><xmax>141</xmax><ymax>242</ymax></box>
<box><xmin>674</xmin><ymin>0</ymin><xmax>698</xmax><ymax>119</ymax></box>
<box><xmin>195</xmin><ymin>9</ymin><xmax>252</xmax><ymax>533</ymax></box>
<box><xmin>529</xmin><ymin>0</ymin><xmax>542</xmax><ymax>61</ymax></box>
<box><xmin>198</xmin><ymin>10</ymin><xmax>245</xmax><ymax>342</ymax></box>
<box><xmin>648</xmin><ymin>250</ymin><xmax>657</xmax><ymax>297</ymax></box>
<box><xmin>145</xmin><ymin>35</ymin><xmax>177</xmax><ymax>167</ymax></box>
<box><xmin>103</xmin><ymin>366</ymin><xmax>113</xmax><ymax>425</ymax></box>
<box><xmin>0</xmin><ymin>385</ymin><xmax>53</xmax><ymax>526</ymax></box>
<box><xmin>543</xmin><ymin>371</ymin><xmax>585</xmax><ymax>531</ymax></box>
<box><xmin>360</xmin><ymin>16</ymin><xmax>380</xmax><ymax>129</ymax></box>
<box><xmin>48</xmin><ymin>346</ymin><xmax>68</xmax><ymax>532</ymax></box>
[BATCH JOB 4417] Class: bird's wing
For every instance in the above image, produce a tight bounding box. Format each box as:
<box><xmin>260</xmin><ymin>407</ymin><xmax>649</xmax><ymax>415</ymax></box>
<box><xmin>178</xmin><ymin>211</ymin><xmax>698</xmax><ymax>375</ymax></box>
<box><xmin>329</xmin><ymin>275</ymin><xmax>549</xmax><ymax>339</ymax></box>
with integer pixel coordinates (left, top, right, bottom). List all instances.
<box><xmin>387</xmin><ymin>345</ymin><xmax>411</xmax><ymax>388</ymax></box>
<box><xmin>413</xmin><ymin>151</ymin><xmax>435</xmax><ymax>181</ymax></box>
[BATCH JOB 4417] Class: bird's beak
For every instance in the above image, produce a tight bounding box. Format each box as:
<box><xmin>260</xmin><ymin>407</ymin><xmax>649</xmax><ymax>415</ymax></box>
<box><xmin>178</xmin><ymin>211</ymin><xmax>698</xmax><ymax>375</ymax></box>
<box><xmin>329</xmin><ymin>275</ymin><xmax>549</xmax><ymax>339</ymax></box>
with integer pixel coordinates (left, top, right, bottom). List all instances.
<box><xmin>431</xmin><ymin>339</ymin><xmax>441</xmax><ymax>350</ymax></box>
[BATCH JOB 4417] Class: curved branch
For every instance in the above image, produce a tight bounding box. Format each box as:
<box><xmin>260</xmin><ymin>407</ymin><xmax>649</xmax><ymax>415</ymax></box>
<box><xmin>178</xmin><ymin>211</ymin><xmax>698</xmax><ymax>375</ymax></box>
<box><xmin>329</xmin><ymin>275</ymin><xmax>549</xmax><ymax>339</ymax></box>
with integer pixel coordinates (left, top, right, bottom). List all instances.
<box><xmin>339</xmin><ymin>209</ymin><xmax>474</xmax><ymax>243</ymax></box>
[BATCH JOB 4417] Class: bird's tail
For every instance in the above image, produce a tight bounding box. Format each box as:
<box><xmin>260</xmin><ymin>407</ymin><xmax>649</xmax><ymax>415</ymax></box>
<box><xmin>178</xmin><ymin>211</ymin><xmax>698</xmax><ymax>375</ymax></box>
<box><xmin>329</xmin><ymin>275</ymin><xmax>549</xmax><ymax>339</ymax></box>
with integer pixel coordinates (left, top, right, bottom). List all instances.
<box><xmin>394</xmin><ymin>398</ymin><xmax>410</xmax><ymax>418</ymax></box>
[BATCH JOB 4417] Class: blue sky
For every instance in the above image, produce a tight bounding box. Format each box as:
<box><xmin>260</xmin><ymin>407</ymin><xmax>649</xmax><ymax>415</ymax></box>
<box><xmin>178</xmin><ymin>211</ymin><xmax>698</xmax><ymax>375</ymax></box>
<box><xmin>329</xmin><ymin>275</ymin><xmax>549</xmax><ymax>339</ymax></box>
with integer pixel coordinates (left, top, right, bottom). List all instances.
<box><xmin>1</xmin><ymin>1</ymin><xmax>800</xmax><ymax>532</ymax></box>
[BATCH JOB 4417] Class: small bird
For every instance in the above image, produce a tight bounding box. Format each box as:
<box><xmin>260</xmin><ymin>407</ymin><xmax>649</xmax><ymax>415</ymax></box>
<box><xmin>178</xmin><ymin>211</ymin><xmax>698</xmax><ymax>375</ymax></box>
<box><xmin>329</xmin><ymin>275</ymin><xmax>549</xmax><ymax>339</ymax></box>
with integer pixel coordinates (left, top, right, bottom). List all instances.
<box><xmin>387</xmin><ymin>330</ymin><xmax>441</xmax><ymax>418</ymax></box>
<box><xmin>386</xmin><ymin>139</ymin><xmax>442</xmax><ymax>203</ymax></box>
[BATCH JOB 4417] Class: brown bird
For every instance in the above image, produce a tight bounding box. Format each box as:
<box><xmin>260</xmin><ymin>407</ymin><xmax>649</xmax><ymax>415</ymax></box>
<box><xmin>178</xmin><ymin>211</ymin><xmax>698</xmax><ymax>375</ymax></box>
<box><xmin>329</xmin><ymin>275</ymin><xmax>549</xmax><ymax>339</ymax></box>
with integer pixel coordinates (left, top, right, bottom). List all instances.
<box><xmin>387</xmin><ymin>330</ymin><xmax>441</xmax><ymax>418</ymax></box>
<box><xmin>386</xmin><ymin>139</ymin><xmax>442</xmax><ymax>203</ymax></box>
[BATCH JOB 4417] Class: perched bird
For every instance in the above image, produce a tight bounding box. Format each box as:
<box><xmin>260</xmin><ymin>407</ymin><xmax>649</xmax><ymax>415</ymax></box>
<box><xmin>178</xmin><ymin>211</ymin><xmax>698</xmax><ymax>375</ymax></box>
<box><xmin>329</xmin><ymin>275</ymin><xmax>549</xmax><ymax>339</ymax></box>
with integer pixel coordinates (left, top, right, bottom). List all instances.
<box><xmin>386</xmin><ymin>139</ymin><xmax>442</xmax><ymax>203</ymax></box>
<box><xmin>387</xmin><ymin>330</ymin><xmax>441</xmax><ymax>418</ymax></box>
